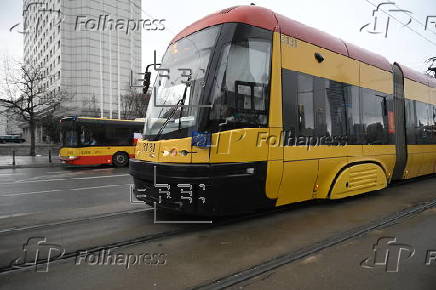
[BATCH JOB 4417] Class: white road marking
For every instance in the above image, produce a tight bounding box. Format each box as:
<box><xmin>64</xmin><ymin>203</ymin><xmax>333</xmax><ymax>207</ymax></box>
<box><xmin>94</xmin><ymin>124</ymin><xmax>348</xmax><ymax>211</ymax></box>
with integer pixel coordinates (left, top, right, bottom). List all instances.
<box><xmin>0</xmin><ymin>173</ymin><xmax>24</xmax><ymax>176</ymax></box>
<box><xmin>17</xmin><ymin>178</ymin><xmax>66</xmax><ymax>183</ymax></box>
<box><xmin>71</xmin><ymin>184</ymin><xmax>123</xmax><ymax>191</ymax></box>
<box><xmin>73</xmin><ymin>174</ymin><xmax>130</xmax><ymax>180</ymax></box>
<box><xmin>0</xmin><ymin>189</ymin><xmax>62</xmax><ymax>197</ymax></box>
<box><xmin>0</xmin><ymin>212</ymin><xmax>31</xmax><ymax>219</ymax></box>
<box><xmin>0</xmin><ymin>184</ymin><xmax>128</xmax><ymax>197</ymax></box>
<box><xmin>0</xmin><ymin>174</ymin><xmax>131</xmax><ymax>185</ymax></box>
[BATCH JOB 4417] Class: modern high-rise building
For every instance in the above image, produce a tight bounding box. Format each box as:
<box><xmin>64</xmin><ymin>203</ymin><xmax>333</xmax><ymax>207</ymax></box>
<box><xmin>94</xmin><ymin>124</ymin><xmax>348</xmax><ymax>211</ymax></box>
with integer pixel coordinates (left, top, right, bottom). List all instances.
<box><xmin>23</xmin><ymin>0</ymin><xmax>142</xmax><ymax>119</ymax></box>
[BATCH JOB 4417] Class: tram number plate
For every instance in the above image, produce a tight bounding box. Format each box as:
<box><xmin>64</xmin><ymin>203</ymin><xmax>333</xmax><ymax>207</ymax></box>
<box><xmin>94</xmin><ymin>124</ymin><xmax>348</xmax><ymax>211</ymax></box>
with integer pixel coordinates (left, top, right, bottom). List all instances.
<box><xmin>143</xmin><ymin>142</ymin><xmax>156</xmax><ymax>153</ymax></box>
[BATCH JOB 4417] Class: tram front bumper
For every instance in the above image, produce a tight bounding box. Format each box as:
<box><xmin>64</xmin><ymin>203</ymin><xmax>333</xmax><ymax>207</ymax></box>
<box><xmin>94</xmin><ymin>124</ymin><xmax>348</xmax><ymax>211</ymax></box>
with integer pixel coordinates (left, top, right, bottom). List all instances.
<box><xmin>129</xmin><ymin>159</ymin><xmax>275</xmax><ymax>216</ymax></box>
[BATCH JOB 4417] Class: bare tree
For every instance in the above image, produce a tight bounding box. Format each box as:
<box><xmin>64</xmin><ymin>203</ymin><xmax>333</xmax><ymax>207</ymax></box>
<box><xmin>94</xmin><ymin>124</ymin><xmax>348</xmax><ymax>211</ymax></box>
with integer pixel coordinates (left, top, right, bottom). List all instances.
<box><xmin>121</xmin><ymin>87</ymin><xmax>150</xmax><ymax>120</ymax></box>
<box><xmin>0</xmin><ymin>59</ymin><xmax>71</xmax><ymax>155</ymax></box>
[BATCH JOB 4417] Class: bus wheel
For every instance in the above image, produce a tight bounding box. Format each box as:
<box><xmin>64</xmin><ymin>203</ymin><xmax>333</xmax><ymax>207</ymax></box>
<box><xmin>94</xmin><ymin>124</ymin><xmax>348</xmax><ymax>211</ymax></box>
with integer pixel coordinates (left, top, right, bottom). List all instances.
<box><xmin>112</xmin><ymin>152</ymin><xmax>129</xmax><ymax>167</ymax></box>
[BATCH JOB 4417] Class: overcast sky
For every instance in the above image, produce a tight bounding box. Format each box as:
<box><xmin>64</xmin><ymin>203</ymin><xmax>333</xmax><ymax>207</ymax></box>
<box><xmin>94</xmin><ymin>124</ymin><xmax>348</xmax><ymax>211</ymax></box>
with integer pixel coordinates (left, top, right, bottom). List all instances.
<box><xmin>1</xmin><ymin>0</ymin><xmax>435</xmax><ymax>74</ymax></box>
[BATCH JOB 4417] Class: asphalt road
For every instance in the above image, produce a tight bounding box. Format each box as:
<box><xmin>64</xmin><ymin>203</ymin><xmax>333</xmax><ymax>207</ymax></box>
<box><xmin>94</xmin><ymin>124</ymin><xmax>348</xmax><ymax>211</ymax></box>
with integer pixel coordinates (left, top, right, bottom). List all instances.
<box><xmin>0</xmin><ymin>166</ymin><xmax>435</xmax><ymax>290</ymax></box>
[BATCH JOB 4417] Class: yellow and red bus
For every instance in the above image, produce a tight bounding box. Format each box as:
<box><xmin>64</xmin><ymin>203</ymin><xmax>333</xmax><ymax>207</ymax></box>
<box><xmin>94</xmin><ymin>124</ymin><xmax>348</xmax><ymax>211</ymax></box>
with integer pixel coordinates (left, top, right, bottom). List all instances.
<box><xmin>129</xmin><ymin>5</ymin><xmax>436</xmax><ymax>215</ymax></box>
<box><xmin>60</xmin><ymin>117</ymin><xmax>144</xmax><ymax>167</ymax></box>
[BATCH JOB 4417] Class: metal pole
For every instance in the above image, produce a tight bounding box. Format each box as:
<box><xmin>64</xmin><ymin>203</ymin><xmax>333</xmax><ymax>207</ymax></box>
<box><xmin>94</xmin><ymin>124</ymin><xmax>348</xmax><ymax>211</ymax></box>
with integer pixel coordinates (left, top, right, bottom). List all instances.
<box><xmin>49</xmin><ymin>150</ymin><xmax>52</xmax><ymax>163</ymax></box>
<box><xmin>12</xmin><ymin>150</ymin><xmax>15</xmax><ymax>166</ymax></box>
<box><xmin>109</xmin><ymin>29</ymin><xmax>113</xmax><ymax>119</ymax></box>
<box><xmin>99</xmin><ymin>0</ymin><xmax>104</xmax><ymax>118</ymax></box>
<box><xmin>117</xmin><ymin>30</ymin><xmax>121</xmax><ymax>119</ymax></box>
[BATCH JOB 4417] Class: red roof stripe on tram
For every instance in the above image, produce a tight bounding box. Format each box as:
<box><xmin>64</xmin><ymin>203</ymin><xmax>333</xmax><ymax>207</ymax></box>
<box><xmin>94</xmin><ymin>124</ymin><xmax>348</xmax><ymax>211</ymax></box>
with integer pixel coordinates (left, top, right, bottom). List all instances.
<box><xmin>170</xmin><ymin>6</ymin><xmax>278</xmax><ymax>44</ymax></box>
<box><xmin>399</xmin><ymin>64</ymin><xmax>436</xmax><ymax>88</ymax></box>
<box><xmin>344</xmin><ymin>42</ymin><xmax>392</xmax><ymax>72</ymax></box>
<box><xmin>274</xmin><ymin>13</ymin><xmax>349</xmax><ymax>57</ymax></box>
<box><xmin>172</xmin><ymin>6</ymin><xmax>391</xmax><ymax>72</ymax></box>
<box><xmin>172</xmin><ymin>5</ymin><xmax>435</xmax><ymax>83</ymax></box>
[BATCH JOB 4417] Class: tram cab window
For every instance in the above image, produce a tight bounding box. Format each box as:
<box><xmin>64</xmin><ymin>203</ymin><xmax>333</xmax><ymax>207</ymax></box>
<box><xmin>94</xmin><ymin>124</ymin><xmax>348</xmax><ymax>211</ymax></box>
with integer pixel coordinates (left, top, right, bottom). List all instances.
<box><xmin>208</xmin><ymin>24</ymin><xmax>272</xmax><ymax>131</ymax></box>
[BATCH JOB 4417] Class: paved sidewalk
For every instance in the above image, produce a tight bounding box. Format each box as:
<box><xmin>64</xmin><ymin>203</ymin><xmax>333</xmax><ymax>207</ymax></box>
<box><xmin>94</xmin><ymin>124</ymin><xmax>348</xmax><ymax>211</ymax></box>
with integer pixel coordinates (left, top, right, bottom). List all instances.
<box><xmin>0</xmin><ymin>155</ymin><xmax>62</xmax><ymax>169</ymax></box>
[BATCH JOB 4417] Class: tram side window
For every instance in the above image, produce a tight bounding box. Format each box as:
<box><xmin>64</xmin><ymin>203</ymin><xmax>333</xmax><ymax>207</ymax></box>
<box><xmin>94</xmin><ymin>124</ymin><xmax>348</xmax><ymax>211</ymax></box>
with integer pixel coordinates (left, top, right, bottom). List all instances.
<box><xmin>282</xmin><ymin>70</ymin><xmax>349</xmax><ymax>142</ymax></box>
<box><xmin>297</xmin><ymin>73</ymin><xmax>315</xmax><ymax>136</ymax></box>
<box><xmin>282</xmin><ymin>69</ymin><xmax>298</xmax><ymax>137</ymax></box>
<box><xmin>318</xmin><ymin>79</ymin><xmax>347</xmax><ymax>139</ymax></box>
<box><xmin>361</xmin><ymin>89</ymin><xmax>388</xmax><ymax>145</ymax></box>
<box><xmin>345</xmin><ymin>85</ymin><xmax>363</xmax><ymax>145</ymax></box>
<box><xmin>415</xmin><ymin>101</ymin><xmax>432</xmax><ymax>144</ymax></box>
<box><xmin>405</xmin><ymin>99</ymin><xmax>417</xmax><ymax>145</ymax></box>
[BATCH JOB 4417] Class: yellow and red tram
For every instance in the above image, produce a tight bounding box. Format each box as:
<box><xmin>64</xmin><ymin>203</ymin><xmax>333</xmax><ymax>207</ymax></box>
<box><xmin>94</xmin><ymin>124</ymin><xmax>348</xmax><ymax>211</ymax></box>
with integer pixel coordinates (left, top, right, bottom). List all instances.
<box><xmin>129</xmin><ymin>6</ymin><xmax>436</xmax><ymax>215</ymax></box>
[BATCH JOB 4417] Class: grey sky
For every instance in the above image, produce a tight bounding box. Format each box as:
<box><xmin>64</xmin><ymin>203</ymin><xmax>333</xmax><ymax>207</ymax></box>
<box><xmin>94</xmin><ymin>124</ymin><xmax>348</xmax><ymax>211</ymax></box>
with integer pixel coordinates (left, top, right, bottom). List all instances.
<box><xmin>1</xmin><ymin>0</ymin><xmax>435</xmax><ymax>73</ymax></box>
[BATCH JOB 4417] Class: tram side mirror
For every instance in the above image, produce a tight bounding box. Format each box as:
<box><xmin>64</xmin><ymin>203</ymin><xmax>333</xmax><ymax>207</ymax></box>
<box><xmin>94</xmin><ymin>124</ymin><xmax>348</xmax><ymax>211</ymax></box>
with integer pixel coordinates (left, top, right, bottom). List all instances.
<box><xmin>315</xmin><ymin>52</ymin><xmax>325</xmax><ymax>63</ymax></box>
<box><xmin>142</xmin><ymin>71</ymin><xmax>151</xmax><ymax>95</ymax></box>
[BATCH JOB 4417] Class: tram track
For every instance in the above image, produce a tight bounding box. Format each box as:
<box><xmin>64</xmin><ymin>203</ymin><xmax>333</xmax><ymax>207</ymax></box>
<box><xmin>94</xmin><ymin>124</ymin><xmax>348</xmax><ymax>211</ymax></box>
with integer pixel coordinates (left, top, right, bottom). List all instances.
<box><xmin>0</xmin><ymin>207</ymin><xmax>153</xmax><ymax>235</ymax></box>
<box><xmin>0</xmin><ymin>202</ymin><xmax>301</xmax><ymax>275</ymax></box>
<box><xmin>192</xmin><ymin>197</ymin><xmax>436</xmax><ymax>290</ymax></box>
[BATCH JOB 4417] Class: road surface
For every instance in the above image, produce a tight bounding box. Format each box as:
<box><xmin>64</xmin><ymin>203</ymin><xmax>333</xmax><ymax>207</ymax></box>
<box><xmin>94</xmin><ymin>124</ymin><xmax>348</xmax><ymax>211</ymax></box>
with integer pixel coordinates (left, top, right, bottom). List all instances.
<box><xmin>0</xmin><ymin>166</ymin><xmax>435</xmax><ymax>289</ymax></box>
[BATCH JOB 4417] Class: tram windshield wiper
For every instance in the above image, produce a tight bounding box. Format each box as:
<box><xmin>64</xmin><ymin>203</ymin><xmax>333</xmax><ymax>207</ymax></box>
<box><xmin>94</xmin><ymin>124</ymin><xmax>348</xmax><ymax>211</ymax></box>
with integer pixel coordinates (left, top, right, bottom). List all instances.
<box><xmin>153</xmin><ymin>78</ymin><xmax>191</xmax><ymax>141</ymax></box>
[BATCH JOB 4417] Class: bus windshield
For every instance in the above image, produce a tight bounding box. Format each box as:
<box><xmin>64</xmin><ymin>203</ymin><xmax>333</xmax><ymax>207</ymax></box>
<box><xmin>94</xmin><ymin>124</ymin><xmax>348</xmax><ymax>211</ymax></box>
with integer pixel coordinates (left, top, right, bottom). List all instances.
<box><xmin>61</xmin><ymin>120</ymin><xmax>78</xmax><ymax>147</ymax></box>
<box><xmin>143</xmin><ymin>25</ymin><xmax>221</xmax><ymax>139</ymax></box>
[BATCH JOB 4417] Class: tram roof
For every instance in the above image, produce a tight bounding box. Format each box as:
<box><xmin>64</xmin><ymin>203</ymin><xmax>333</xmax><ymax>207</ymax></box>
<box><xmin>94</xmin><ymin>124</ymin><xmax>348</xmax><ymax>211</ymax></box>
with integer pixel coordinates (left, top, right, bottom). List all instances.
<box><xmin>171</xmin><ymin>5</ymin><xmax>436</xmax><ymax>88</ymax></box>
